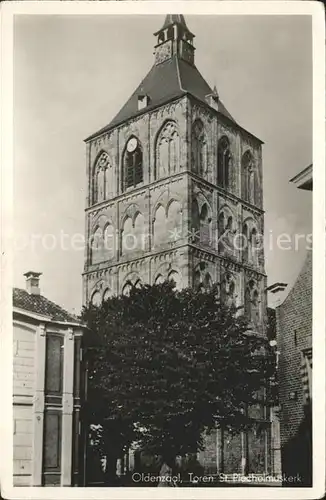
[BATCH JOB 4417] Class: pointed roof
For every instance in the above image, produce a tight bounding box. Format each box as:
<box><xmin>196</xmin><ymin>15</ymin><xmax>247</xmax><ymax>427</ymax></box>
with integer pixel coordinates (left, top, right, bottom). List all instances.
<box><xmin>85</xmin><ymin>15</ymin><xmax>263</xmax><ymax>144</ymax></box>
<box><xmin>86</xmin><ymin>57</ymin><xmax>235</xmax><ymax>141</ymax></box>
<box><xmin>154</xmin><ymin>14</ymin><xmax>194</xmax><ymax>36</ymax></box>
<box><xmin>13</xmin><ymin>287</ymin><xmax>80</xmax><ymax>324</ymax></box>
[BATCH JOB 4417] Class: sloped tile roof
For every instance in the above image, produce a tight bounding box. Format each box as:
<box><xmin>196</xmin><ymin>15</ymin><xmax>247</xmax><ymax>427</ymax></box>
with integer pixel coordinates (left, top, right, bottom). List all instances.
<box><xmin>85</xmin><ymin>56</ymin><xmax>236</xmax><ymax>141</ymax></box>
<box><xmin>13</xmin><ymin>287</ymin><xmax>80</xmax><ymax>324</ymax></box>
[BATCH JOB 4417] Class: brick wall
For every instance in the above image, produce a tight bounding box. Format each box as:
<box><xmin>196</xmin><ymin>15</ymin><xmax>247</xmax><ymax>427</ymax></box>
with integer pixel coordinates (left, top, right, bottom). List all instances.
<box><xmin>13</xmin><ymin>322</ymin><xmax>36</xmax><ymax>486</ymax></box>
<box><xmin>276</xmin><ymin>250</ymin><xmax>312</xmax><ymax>447</ymax></box>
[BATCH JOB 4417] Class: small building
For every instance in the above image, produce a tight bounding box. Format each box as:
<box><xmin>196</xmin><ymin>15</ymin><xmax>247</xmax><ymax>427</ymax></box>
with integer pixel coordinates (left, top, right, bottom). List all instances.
<box><xmin>275</xmin><ymin>164</ymin><xmax>312</xmax><ymax>486</ymax></box>
<box><xmin>13</xmin><ymin>272</ymin><xmax>89</xmax><ymax>487</ymax></box>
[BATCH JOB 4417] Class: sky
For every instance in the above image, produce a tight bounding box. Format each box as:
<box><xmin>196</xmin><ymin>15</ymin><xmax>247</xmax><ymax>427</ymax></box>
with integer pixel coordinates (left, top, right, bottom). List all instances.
<box><xmin>13</xmin><ymin>14</ymin><xmax>312</xmax><ymax>314</ymax></box>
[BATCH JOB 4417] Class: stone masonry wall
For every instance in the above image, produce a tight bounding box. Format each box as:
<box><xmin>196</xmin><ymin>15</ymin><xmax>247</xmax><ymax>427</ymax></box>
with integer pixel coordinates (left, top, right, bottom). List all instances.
<box><xmin>84</xmin><ymin>92</ymin><xmax>271</xmax><ymax>475</ymax></box>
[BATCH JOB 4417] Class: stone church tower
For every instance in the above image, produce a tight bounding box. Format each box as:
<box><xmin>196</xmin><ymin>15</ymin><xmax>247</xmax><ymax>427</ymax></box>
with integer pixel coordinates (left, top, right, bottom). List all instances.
<box><xmin>83</xmin><ymin>15</ymin><xmax>271</xmax><ymax>474</ymax></box>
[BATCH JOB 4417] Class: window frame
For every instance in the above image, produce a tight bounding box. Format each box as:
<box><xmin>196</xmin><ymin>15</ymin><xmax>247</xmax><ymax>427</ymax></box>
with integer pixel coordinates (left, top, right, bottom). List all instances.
<box><xmin>123</xmin><ymin>138</ymin><xmax>143</xmax><ymax>191</ymax></box>
<box><xmin>44</xmin><ymin>333</ymin><xmax>64</xmax><ymax>397</ymax></box>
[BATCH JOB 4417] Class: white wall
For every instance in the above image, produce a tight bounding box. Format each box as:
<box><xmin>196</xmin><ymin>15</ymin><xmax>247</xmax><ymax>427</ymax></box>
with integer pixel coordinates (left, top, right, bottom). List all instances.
<box><xmin>13</xmin><ymin>321</ymin><xmax>36</xmax><ymax>486</ymax></box>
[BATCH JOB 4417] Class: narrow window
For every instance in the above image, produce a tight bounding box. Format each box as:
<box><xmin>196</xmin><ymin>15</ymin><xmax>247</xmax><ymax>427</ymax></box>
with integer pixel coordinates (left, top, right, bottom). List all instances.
<box><xmin>93</xmin><ymin>151</ymin><xmax>111</xmax><ymax>204</ymax></box>
<box><xmin>45</xmin><ymin>334</ymin><xmax>64</xmax><ymax>395</ymax></box>
<box><xmin>168</xmin><ymin>270</ymin><xmax>182</xmax><ymax>291</ymax></box>
<box><xmin>199</xmin><ymin>204</ymin><xmax>211</xmax><ymax>245</ymax></box>
<box><xmin>123</xmin><ymin>138</ymin><xmax>143</xmax><ymax>190</ymax></box>
<box><xmin>155</xmin><ymin>121</ymin><xmax>180</xmax><ymax>179</ymax></box>
<box><xmin>242</xmin><ymin>223</ymin><xmax>249</xmax><ymax>261</ymax></box>
<box><xmin>217</xmin><ymin>136</ymin><xmax>231</xmax><ymax>189</ymax></box>
<box><xmin>191</xmin><ymin>120</ymin><xmax>207</xmax><ymax>176</ymax></box>
<box><xmin>241</xmin><ymin>150</ymin><xmax>254</xmax><ymax>203</ymax></box>
<box><xmin>91</xmin><ymin>290</ymin><xmax>101</xmax><ymax>306</ymax></box>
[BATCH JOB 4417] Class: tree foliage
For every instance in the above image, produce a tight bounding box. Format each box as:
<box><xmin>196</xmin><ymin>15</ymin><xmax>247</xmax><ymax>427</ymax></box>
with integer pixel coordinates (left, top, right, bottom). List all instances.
<box><xmin>81</xmin><ymin>281</ymin><xmax>275</xmax><ymax>462</ymax></box>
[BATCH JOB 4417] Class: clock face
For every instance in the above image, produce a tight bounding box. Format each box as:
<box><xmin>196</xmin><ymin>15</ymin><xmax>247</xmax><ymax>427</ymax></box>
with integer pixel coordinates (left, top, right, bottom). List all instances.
<box><xmin>127</xmin><ymin>138</ymin><xmax>137</xmax><ymax>153</ymax></box>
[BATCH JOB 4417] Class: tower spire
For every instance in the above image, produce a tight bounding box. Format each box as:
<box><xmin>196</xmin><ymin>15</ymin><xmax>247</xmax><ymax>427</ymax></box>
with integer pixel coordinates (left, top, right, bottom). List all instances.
<box><xmin>155</xmin><ymin>14</ymin><xmax>192</xmax><ymax>34</ymax></box>
<box><xmin>153</xmin><ymin>14</ymin><xmax>195</xmax><ymax>66</ymax></box>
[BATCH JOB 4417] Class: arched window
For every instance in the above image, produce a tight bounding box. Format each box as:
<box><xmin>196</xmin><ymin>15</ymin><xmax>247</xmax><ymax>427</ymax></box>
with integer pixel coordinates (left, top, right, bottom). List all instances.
<box><xmin>193</xmin><ymin>264</ymin><xmax>211</xmax><ymax>292</ymax></box>
<box><xmin>168</xmin><ymin>270</ymin><xmax>182</xmax><ymax>291</ymax></box>
<box><xmin>244</xmin><ymin>280</ymin><xmax>259</xmax><ymax>326</ymax></box>
<box><xmin>241</xmin><ymin>150</ymin><xmax>255</xmax><ymax>203</ymax></box>
<box><xmin>191</xmin><ymin>199</ymin><xmax>200</xmax><ymax>243</ymax></box>
<box><xmin>134</xmin><ymin>279</ymin><xmax>142</xmax><ymax>289</ymax></box>
<box><xmin>121</xmin><ymin>217</ymin><xmax>134</xmax><ymax>256</ymax></box>
<box><xmin>170</xmin><ymin>130</ymin><xmax>180</xmax><ymax>175</ymax></box>
<box><xmin>103</xmin><ymin>223</ymin><xmax>115</xmax><ymax>260</ymax></box>
<box><xmin>250</xmin><ymin>227</ymin><xmax>257</xmax><ymax>264</ymax></box>
<box><xmin>217</xmin><ymin>136</ymin><xmax>231</xmax><ymax>189</ymax></box>
<box><xmin>191</xmin><ymin>120</ymin><xmax>207</xmax><ymax>176</ymax></box>
<box><xmin>153</xmin><ymin>205</ymin><xmax>166</xmax><ymax>248</ymax></box>
<box><xmin>97</xmin><ymin>169</ymin><xmax>105</xmax><ymax>203</ymax></box>
<box><xmin>249</xmin><ymin>171</ymin><xmax>255</xmax><ymax>204</ymax></box>
<box><xmin>91</xmin><ymin>290</ymin><xmax>101</xmax><ymax>306</ymax></box>
<box><xmin>194</xmin><ymin>270</ymin><xmax>201</xmax><ymax>290</ymax></box>
<box><xmin>90</xmin><ymin>227</ymin><xmax>103</xmax><ymax>264</ymax></box>
<box><xmin>134</xmin><ymin>213</ymin><xmax>145</xmax><ymax>253</ymax></box>
<box><xmin>122</xmin><ymin>282</ymin><xmax>132</xmax><ymax>296</ymax></box>
<box><xmin>199</xmin><ymin>203</ymin><xmax>212</xmax><ymax>246</ymax></box>
<box><xmin>218</xmin><ymin>210</ymin><xmax>235</xmax><ymax>254</ymax></box>
<box><xmin>242</xmin><ymin>223</ymin><xmax>249</xmax><ymax>261</ymax></box>
<box><xmin>93</xmin><ymin>151</ymin><xmax>112</xmax><ymax>204</ymax></box>
<box><xmin>104</xmin><ymin>163</ymin><xmax>114</xmax><ymax>200</ymax></box>
<box><xmin>218</xmin><ymin>212</ymin><xmax>225</xmax><ymax>236</ymax></box>
<box><xmin>94</xmin><ymin>170</ymin><xmax>100</xmax><ymax>204</ymax></box>
<box><xmin>203</xmin><ymin>272</ymin><xmax>212</xmax><ymax>291</ymax></box>
<box><xmin>218</xmin><ymin>212</ymin><xmax>225</xmax><ymax>252</ymax></box>
<box><xmin>221</xmin><ymin>273</ymin><xmax>236</xmax><ymax>307</ymax></box>
<box><xmin>103</xmin><ymin>288</ymin><xmax>111</xmax><ymax>302</ymax></box>
<box><xmin>121</xmin><ymin>276</ymin><xmax>141</xmax><ymax>296</ymax></box>
<box><xmin>154</xmin><ymin>274</ymin><xmax>164</xmax><ymax>285</ymax></box>
<box><xmin>244</xmin><ymin>285</ymin><xmax>252</xmax><ymax>320</ymax></box>
<box><xmin>167</xmin><ymin>200</ymin><xmax>182</xmax><ymax>243</ymax></box>
<box><xmin>155</xmin><ymin>121</ymin><xmax>180</xmax><ymax>179</ymax></box>
<box><xmin>123</xmin><ymin>137</ymin><xmax>143</xmax><ymax>191</ymax></box>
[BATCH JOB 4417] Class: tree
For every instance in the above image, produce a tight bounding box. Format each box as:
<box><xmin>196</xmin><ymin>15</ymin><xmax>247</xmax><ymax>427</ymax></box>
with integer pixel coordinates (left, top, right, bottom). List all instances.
<box><xmin>81</xmin><ymin>281</ymin><xmax>275</xmax><ymax>483</ymax></box>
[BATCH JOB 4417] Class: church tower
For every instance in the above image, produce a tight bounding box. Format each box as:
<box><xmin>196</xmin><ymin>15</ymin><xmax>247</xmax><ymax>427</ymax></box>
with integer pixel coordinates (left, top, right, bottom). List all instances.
<box><xmin>83</xmin><ymin>15</ymin><xmax>270</xmax><ymax>474</ymax></box>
